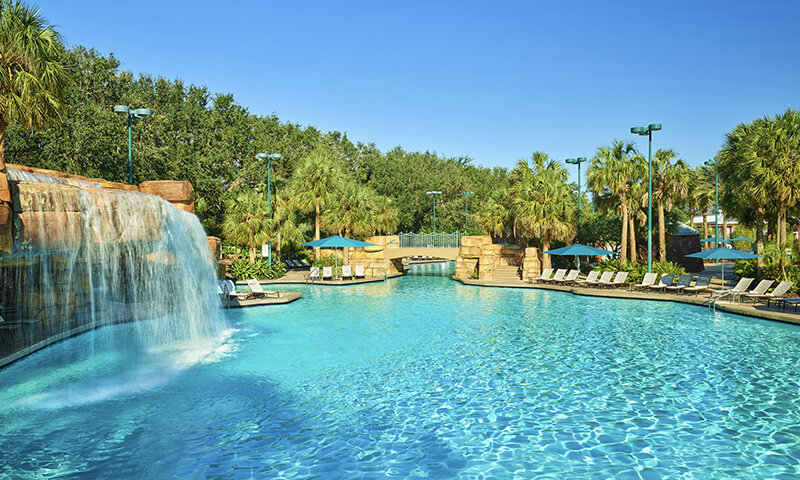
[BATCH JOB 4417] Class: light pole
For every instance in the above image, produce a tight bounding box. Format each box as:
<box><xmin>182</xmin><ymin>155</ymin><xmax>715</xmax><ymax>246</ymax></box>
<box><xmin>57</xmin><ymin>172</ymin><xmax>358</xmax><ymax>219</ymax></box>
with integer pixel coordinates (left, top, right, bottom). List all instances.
<box><xmin>565</xmin><ymin>157</ymin><xmax>587</xmax><ymax>238</ymax></box>
<box><xmin>114</xmin><ymin>105</ymin><xmax>151</xmax><ymax>184</ymax></box>
<box><xmin>426</xmin><ymin>191</ymin><xmax>442</xmax><ymax>234</ymax></box>
<box><xmin>463</xmin><ymin>191</ymin><xmax>474</xmax><ymax>230</ymax></box>
<box><xmin>705</xmin><ymin>159</ymin><xmax>719</xmax><ymax>250</ymax></box>
<box><xmin>256</xmin><ymin>152</ymin><xmax>282</xmax><ymax>264</ymax></box>
<box><xmin>630</xmin><ymin>123</ymin><xmax>662</xmax><ymax>273</ymax></box>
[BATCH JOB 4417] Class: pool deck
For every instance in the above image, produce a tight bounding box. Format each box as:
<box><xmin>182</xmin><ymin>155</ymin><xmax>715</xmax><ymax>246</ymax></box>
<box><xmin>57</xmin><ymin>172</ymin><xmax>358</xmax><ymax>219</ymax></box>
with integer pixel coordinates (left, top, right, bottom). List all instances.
<box><xmin>222</xmin><ymin>291</ymin><xmax>302</xmax><ymax>308</ymax></box>
<box><xmin>246</xmin><ymin>270</ymin><xmax>403</xmax><ymax>286</ymax></box>
<box><xmin>454</xmin><ymin>270</ymin><xmax>800</xmax><ymax>326</ymax></box>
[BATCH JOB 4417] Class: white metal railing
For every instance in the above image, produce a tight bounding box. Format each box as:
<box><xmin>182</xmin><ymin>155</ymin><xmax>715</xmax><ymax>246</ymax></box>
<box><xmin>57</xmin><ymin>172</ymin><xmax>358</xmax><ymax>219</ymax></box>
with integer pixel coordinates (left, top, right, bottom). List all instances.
<box><xmin>394</xmin><ymin>232</ymin><xmax>466</xmax><ymax>249</ymax></box>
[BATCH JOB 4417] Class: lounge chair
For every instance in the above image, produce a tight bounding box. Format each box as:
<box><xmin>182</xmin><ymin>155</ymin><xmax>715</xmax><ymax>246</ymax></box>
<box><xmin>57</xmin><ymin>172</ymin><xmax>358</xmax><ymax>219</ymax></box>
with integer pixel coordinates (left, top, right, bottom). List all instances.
<box><xmin>739</xmin><ymin>279</ymin><xmax>774</xmax><ymax>303</ymax></box>
<box><xmin>342</xmin><ymin>265</ymin><xmax>353</xmax><ymax>280</ymax></box>
<box><xmin>531</xmin><ymin>268</ymin><xmax>553</xmax><ymax>283</ymax></box>
<box><xmin>713</xmin><ymin>277</ymin><xmax>754</xmax><ymax>296</ymax></box>
<box><xmin>355</xmin><ymin>265</ymin><xmax>366</xmax><ymax>278</ymax></box>
<box><xmin>587</xmin><ymin>271</ymin><xmax>613</xmax><ymax>287</ymax></box>
<box><xmin>600</xmin><ymin>271</ymin><xmax>628</xmax><ymax>288</ymax></box>
<box><xmin>683</xmin><ymin>275</ymin><xmax>712</xmax><ymax>295</ymax></box>
<box><xmin>554</xmin><ymin>269</ymin><xmax>579</xmax><ymax>284</ymax></box>
<box><xmin>308</xmin><ymin>267</ymin><xmax>320</xmax><ymax>282</ymax></box>
<box><xmin>284</xmin><ymin>259</ymin><xmax>294</xmax><ymax>269</ymax></box>
<box><xmin>301</xmin><ymin>259</ymin><xmax>311</xmax><ymax>267</ymax></box>
<box><xmin>664</xmin><ymin>274</ymin><xmax>692</xmax><ymax>293</ymax></box>
<box><xmin>322</xmin><ymin>266</ymin><xmax>333</xmax><ymax>280</ymax></box>
<box><xmin>543</xmin><ymin>269</ymin><xmax>567</xmax><ymax>283</ymax></box>
<box><xmin>246</xmin><ymin>278</ymin><xmax>280</xmax><ymax>298</ymax></box>
<box><xmin>292</xmin><ymin>259</ymin><xmax>304</xmax><ymax>268</ymax></box>
<box><xmin>220</xmin><ymin>279</ymin><xmax>250</xmax><ymax>301</ymax></box>
<box><xmin>574</xmin><ymin>270</ymin><xmax>600</xmax><ymax>286</ymax></box>
<box><xmin>649</xmin><ymin>273</ymin><xmax>675</xmax><ymax>292</ymax></box>
<box><xmin>631</xmin><ymin>272</ymin><xmax>658</xmax><ymax>291</ymax></box>
<box><xmin>744</xmin><ymin>281</ymin><xmax>793</xmax><ymax>304</ymax></box>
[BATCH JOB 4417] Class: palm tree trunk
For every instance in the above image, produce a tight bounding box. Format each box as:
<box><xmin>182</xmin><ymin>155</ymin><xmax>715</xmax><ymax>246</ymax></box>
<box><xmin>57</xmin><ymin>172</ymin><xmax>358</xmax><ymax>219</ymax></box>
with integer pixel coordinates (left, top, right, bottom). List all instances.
<box><xmin>249</xmin><ymin>246</ymin><xmax>256</xmax><ymax>264</ymax></box>
<box><xmin>276</xmin><ymin>230</ymin><xmax>282</xmax><ymax>262</ymax></box>
<box><xmin>658</xmin><ymin>198</ymin><xmax>666</xmax><ymax>262</ymax></box>
<box><xmin>629</xmin><ymin>215</ymin><xmax>637</xmax><ymax>263</ymax></box>
<box><xmin>542</xmin><ymin>231</ymin><xmax>551</xmax><ymax>270</ymax></box>
<box><xmin>344</xmin><ymin>228</ymin><xmax>350</xmax><ymax>265</ymax></box>
<box><xmin>0</xmin><ymin>121</ymin><xmax>6</xmax><ymax>172</ymax></box>
<box><xmin>756</xmin><ymin>215</ymin><xmax>764</xmax><ymax>274</ymax></box>
<box><xmin>702</xmin><ymin>213</ymin><xmax>709</xmax><ymax>249</ymax></box>
<box><xmin>689</xmin><ymin>209</ymin><xmax>695</xmax><ymax>229</ymax></box>
<box><xmin>314</xmin><ymin>201</ymin><xmax>321</xmax><ymax>257</ymax></box>
<box><xmin>722</xmin><ymin>214</ymin><xmax>729</xmax><ymax>242</ymax></box>
<box><xmin>620</xmin><ymin>200</ymin><xmax>629</xmax><ymax>263</ymax></box>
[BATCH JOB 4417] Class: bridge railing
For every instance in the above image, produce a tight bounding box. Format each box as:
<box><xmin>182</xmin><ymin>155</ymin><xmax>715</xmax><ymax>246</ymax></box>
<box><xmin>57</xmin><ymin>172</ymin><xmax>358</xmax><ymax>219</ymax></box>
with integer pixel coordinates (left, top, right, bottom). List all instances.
<box><xmin>392</xmin><ymin>232</ymin><xmax>467</xmax><ymax>249</ymax></box>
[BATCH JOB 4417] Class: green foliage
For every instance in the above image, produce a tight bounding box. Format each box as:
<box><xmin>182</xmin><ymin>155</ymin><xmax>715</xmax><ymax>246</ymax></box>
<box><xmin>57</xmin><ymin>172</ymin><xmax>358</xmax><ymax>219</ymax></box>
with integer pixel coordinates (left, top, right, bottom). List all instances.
<box><xmin>227</xmin><ymin>257</ymin><xmax>286</xmax><ymax>281</ymax></box>
<box><xmin>593</xmin><ymin>259</ymin><xmax>685</xmax><ymax>284</ymax></box>
<box><xmin>730</xmin><ymin>226</ymin><xmax>755</xmax><ymax>251</ymax></box>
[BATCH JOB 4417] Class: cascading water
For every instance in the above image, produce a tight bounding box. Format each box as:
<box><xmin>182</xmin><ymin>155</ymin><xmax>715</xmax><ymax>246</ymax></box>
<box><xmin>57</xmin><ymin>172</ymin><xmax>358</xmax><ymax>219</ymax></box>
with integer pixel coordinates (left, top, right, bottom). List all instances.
<box><xmin>0</xmin><ymin>168</ymin><xmax>225</xmax><ymax>371</ymax></box>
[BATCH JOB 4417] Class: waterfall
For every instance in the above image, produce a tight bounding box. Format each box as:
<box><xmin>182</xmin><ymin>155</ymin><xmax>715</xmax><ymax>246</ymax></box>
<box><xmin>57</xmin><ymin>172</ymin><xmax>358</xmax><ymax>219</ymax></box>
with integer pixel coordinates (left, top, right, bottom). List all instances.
<box><xmin>0</xmin><ymin>169</ymin><xmax>224</xmax><ymax>366</ymax></box>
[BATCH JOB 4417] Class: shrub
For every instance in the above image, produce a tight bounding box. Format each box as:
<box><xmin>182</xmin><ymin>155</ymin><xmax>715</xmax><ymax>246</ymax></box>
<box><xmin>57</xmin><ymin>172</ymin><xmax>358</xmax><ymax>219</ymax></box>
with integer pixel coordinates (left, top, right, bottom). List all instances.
<box><xmin>593</xmin><ymin>259</ymin><xmax>684</xmax><ymax>284</ymax></box>
<box><xmin>228</xmin><ymin>257</ymin><xmax>257</xmax><ymax>280</ymax></box>
<box><xmin>227</xmin><ymin>258</ymin><xmax>287</xmax><ymax>280</ymax></box>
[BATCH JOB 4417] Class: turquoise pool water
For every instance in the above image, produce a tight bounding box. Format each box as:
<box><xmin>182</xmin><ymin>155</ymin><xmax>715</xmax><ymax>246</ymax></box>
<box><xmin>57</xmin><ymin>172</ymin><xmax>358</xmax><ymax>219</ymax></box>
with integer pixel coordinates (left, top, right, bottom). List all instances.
<box><xmin>1</xmin><ymin>262</ymin><xmax>800</xmax><ymax>479</ymax></box>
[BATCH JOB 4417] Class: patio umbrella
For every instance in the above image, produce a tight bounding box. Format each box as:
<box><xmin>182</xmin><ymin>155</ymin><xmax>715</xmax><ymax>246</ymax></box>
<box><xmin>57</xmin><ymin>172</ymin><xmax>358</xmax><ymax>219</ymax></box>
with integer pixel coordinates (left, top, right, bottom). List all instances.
<box><xmin>686</xmin><ymin>246</ymin><xmax>760</xmax><ymax>284</ymax></box>
<box><xmin>541</xmin><ymin>244</ymin><xmax>616</xmax><ymax>256</ymax></box>
<box><xmin>700</xmin><ymin>236</ymin><xmax>727</xmax><ymax>243</ymax></box>
<box><xmin>728</xmin><ymin>236</ymin><xmax>754</xmax><ymax>242</ymax></box>
<box><xmin>301</xmin><ymin>235</ymin><xmax>375</xmax><ymax>274</ymax></box>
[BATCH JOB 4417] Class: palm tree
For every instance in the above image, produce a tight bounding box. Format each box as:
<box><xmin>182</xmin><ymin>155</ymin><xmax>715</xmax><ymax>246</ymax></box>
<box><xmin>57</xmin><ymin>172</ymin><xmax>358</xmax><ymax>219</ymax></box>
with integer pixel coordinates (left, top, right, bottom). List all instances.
<box><xmin>222</xmin><ymin>190</ymin><xmax>271</xmax><ymax>263</ymax></box>
<box><xmin>271</xmin><ymin>189</ymin><xmax>305</xmax><ymax>262</ymax></box>
<box><xmin>288</xmin><ymin>147</ymin><xmax>345</xmax><ymax>256</ymax></box>
<box><xmin>476</xmin><ymin>194</ymin><xmax>511</xmax><ymax>241</ymax></box>
<box><xmin>651</xmin><ymin>149</ymin><xmax>690</xmax><ymax>261</ymax></box>
<box><xmin>587</xmin><ymin>140</ymin><xmax>643</xmax><ymax>263</ymax></box>
<box><xmin>691</xmin><ymin>166</ymin><xmax>716</xmax><ymax>247</ymax></box>
<box><xmin>510</xmin><ymin>152</ymin><xmax>575</xmax><ymax>270</ymax></box>
<box><xmin>0</xmin><ymin>0</ymin><xmax>71</xmax><ymax>170</ymax></box>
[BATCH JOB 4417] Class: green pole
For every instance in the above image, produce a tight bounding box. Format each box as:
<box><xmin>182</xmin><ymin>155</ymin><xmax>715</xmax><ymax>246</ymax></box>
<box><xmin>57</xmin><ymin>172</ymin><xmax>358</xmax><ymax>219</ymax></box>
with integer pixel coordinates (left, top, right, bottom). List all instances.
<box><xmin>267</xmin><ymin>156</ymin><xmax>271</xmax><ymax>265</ymax></box>
<box><xmin>433</xmin><ymin>194</ymin><xmax>436</xmax><ymax>234</ymax></box>
<box><xmin>647</xmin><ymin>129</ymin><xmax>653</xmax><ymax>273</ymax></box>
<box><xmin>577</xmin><ymin>160</ymin><xmax>582</xmax><ymax>236</ymax></box>
<box><xmin>714</xmin><ymin>164</ymin><xmax>719</xmax><ymax>250</ymax></box>
<box><xmin>127</xmin><ymin>114</ymin><xmax>133</xmax><ymax>184</ymax></box>
<box><xmin>465</xmin><ymin>194</ymin><xmax>468</xmax><ymax>229</ymax></box>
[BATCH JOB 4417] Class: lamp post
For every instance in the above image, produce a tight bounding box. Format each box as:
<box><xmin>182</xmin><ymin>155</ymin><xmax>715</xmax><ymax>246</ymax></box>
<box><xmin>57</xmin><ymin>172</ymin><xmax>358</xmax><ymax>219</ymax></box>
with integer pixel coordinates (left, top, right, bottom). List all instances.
<box><xmin>705</xmin><ymin>159</ymin><xmax>719</xmax><ymax>250</ymax></box>
<box><xmin>256</xmin><ymin>152</ymin><xmax>282</xmax><ymax>264</ymax></box>
<box><xmin>630</xmin><ymin>123</ymin><xmax>662</xmax><ymax>273</ymax></box>
<box><xmin>114</xmin><ymin>105</ymin><xmax>151</xmax><ymax>184</ymax></box>
<box><xmin>565</xmin><ymin>157</ymin><xmax>587</xmax><ymax>238</ymax></box>
<box><xmin>426</xmin><ymin>191</ymin><xmax>442</xmax><ymax>234</ymax></box>
<box><xmin>463</xmin><ymin>191</ymin><xmax>474</xmax><ymax>230</ymax></box>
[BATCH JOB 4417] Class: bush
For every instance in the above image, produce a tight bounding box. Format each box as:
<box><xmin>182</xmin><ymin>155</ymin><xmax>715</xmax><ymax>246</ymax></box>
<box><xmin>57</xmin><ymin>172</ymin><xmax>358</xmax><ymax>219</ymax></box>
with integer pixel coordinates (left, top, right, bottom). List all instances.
<box><xmin>227</xmin><ymin>258</ymin><xmax>287</xmax><ymax>281</ymax></box>
<box><xmin>228</xmin><ymin>257</ymin><xmax>257</xmax><ymax>280</ymax></box>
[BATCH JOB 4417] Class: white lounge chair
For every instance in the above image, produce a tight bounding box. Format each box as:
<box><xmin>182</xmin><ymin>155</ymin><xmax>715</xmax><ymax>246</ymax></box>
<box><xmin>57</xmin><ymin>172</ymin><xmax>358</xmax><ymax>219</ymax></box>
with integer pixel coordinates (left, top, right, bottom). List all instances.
<box><xmin>714</xmin><ymin>277</ymin><xmax>754</xmax><ymax>296</ymax></box>
<box><xmin>744</xmin><ymin>281</ymin><xmax>792</xmax><ymax>304</ymax></box>
<box><xmin>543</xmin><ymin>269</ymin><xmax>567</xmax><ymax>283</ymax></box>
<box><xmin>355</xmin><ymin>265</ymin><xmax>366</xmax><ymax>278</ymax></box>
<box><xmin>574</xmin><ymin>270</ymin><xmax>600</xmax><ymax>286</ymax></box>
<box><xmin>664</xmin><ymin>274</ymin><xmax>692</xmax><ymax>293</ymax></box>
<box><xmin>649</xmin><ymin>273</ymin><xmax>675</xmax><ymax>292</ymax></box>
<box><xmin>601</xmin><ymin>271</ymin><xmax>628</xmax><ymax>288</ymax></box>
<box><xmin>554</xmin><ymin>269</ymin><xmax>579</xmax><ymax>284</ymax></box>
<box><xmin>220</xmin><ymin>279</ymin><xmax>250</xmax><ymax>301</ymax></box>
<box><xmin>741</xmin><ymin>279</ymin><xmax>774</xmax><ymax>300</ymax></box>
<box><xmin>322</xmin><ymin>266</ymin><xmax>333</xmax><ymax>280</ymax></box>
<box><xmin>531</xmin><ymin>268</ymin><xmax>553</xmax><ymax>283</ymax></box>
<box><xmin>342</xmin><ymin>265</ymin><xmax>353</xmax><ymax>280</ymax></box>
<box><xmin>631</xmin><ymin>272</ymin><xmax>658</xmax><ymax>291</ymax></box>
<box><xmin>587</xmin><ymin>271</ymin><xmax>613</xmax><ymax>287</ymax></box>
<box><xmin>246</xmin><ymin>278</ymin><xmax>280</xmax><ymax>298</ymax></box>
<box><xmin>683</xmin><ymin>275</ymin><xmax>712</xmax><ymax>295</ymax></box>
<box><xmin>308</xmin><ymin>267</ymin><xmax>320</xmax><ymax>282</ymax></box>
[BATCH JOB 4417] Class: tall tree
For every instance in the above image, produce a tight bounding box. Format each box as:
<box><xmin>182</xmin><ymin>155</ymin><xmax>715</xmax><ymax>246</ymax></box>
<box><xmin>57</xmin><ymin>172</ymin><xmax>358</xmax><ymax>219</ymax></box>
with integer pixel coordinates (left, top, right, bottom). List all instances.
<box><xmin>651</xmin><ymin>149</ymin><xmax>690</xmax><ymax>261</ymax></box>
<box><xmin>222</xmin><ymin>190</ymin><xmax>271</xmax><ymax>263</ymax></box>
<box><xmin>0</xmin><ymin>0</ymin><xmax>71</xmax><ymax>170</ymax></box>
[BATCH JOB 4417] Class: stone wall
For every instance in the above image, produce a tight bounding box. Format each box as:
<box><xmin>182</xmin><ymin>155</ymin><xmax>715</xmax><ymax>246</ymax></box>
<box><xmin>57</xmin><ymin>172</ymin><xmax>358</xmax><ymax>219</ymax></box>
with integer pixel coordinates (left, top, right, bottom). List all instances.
<box><xmin>454</xmin><ymin>236</ymin><xmax>522</xmax><ymax>280</ymax></box>
<box><xmin>334</xmin><ymin>235</ymin><xmax>404</xmax><ymax>276</ymax></box>
<box><xmin>521</xmin><ymin>247</ymin><xmax>541</xmax><ymax>280</ymax></box>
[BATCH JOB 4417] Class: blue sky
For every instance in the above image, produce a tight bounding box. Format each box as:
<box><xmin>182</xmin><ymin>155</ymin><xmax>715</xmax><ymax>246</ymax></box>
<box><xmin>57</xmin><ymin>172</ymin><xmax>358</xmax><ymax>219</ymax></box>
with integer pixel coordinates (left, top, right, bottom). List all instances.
<box><xmin>36</xmin><ymin>0</ymin><xmax>800</xmax><ymax>184</ymax></box>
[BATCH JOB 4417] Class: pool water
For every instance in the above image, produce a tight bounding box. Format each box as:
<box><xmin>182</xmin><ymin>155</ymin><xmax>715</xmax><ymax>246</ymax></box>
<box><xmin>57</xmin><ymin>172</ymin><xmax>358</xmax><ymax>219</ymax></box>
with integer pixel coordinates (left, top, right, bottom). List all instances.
<box><xmin>1</xmin><ymin>262</ymin><xmax>800</xmax><ymax>479</ymax></box>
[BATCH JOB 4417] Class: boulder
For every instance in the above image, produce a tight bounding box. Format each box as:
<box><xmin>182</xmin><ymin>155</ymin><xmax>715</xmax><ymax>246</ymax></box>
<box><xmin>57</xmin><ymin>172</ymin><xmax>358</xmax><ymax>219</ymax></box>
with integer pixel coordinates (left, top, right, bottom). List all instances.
<box><xmin>208</xmin><ymin>236</ymin><xmax>221</xmax><ymax>258</ymax></box>
<box><xmin>461</xmin><ymin>235</ymin><xmax>491</xmax><ymax>248</ymax></box>
<box><xmin>17</xmin><ymin>211</ymin><xmax>83</xmax><ymax>250</ymax></box>
<box><xmin>13</xmin><ymin>182</ymin><xmax>82</xmax><ymax>213</ymax></box>
<box><xmin>0</xmin><ymin>172</ymin><xmax>10</xmax><ymax>203</ymax></box>
<box><xmin>98</xmin><ymin>181</ymin><xmax>139</xmax><ymax>192</ymax></box>
<box><xmin>0</xmin><ymin>203</ymin><xmax>11</xmax><ymax>252</ymax></box>
<box><xmin>139</xmin><ymin>181</ymin><xmax>194</xmax><ymax>203</ymax></box>
<box><xmin>171</xmin><ymin>201</ymin><xmax>195</xmax><ymax>214</ymax></box>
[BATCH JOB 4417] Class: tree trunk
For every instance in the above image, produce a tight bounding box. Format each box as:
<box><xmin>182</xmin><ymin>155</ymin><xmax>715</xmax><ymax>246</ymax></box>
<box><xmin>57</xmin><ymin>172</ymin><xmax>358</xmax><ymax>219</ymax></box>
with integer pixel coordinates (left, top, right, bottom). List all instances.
<box><xmin>756</xmin><ymin>216</ymin><xmax>764</xmax><ymax>276</ymax></box>
<box><xmin>629</xmin><ymin>215</ymin><xmax>637</xmax><ymax>263</ymax></box>
<box><xmin>722</xmin><ymin>214</ymin><xmax>729</xmax><ymax>242</ymax></box>
<box><xmin>249</xmin><ymin>246</ymin><xmax>256</xmax><ymax>264</ymax></box>
<box><xmin>703</xmin><ymin>214</ymin><xmax>709</xmax><ymax>249</ymax></box>
<box><xmin>276</xmin><ymin>230</ymin><xmax>282</xmax><ymax>262</ymax></box>
<box><xmin>542</xmin><ymin>231</ymin><xmax>551</xmax><ymax>270</ymax></box>
<box><xmin>689</xmin><ymin>209</ymin><xmax>695</xmax><ymax>229</ymax></box>
<box><xmin>314</xmin><ymin>201</ymin><xmax>321</xmax><ymax>257</ymax></box>
<box><xmin>0</xmin><ymin>120</ymin><xmax>7</xmax><ymax>173</ymax></box>
<box><xmin>344</xmin><ymin>228</ymin><xmax>350</xmax><ymax>265</ymax></box>
<box><xmin>620</xmin><ymin>200</ymin><xmax>629</xmax><ymax>263</ymax></box>
<box><xmin>658</xmin><ymin>198</ymin><xmax>666</xmax><ymax>262</ymax></box>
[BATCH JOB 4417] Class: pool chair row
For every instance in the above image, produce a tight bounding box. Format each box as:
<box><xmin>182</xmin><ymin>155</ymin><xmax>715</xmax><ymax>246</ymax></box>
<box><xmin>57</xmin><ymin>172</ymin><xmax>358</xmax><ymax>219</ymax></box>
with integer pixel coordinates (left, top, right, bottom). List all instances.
<box><xmin>218</xmin><ymin>279</ymin><xmax>280</xmax><ymax>301</ymax></box>
<box><xmin>307</xmin><ymin>265</ymin><xmax>366</xmax><ymax>281</ymax></box>
<box><xmin>628</xmin><ymin>273</ymin><xmax>713</xmax><ymax>295</ymax></box>
<box><xmin>709</xmin><ymin>277</ymin><xmax>795</xmax><ymax>304</ymax></box>
<box><xmin>285</xmin><ymin>259</ymin><xmax>311</xmax><ymax>269</ymax></box>
<box><xmin>531</xmin><ymin>268</ymin><xmax>629</xmax><ymax>288</ymax></box>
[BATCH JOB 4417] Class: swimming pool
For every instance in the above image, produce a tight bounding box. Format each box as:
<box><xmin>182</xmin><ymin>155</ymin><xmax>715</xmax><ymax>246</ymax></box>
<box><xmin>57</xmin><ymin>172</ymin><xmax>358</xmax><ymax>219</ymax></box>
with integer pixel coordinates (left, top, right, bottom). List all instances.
<box><xmin>1</xmin><ymin>262</ymin><xmax>799</xmax><ymax>478</ymax></box>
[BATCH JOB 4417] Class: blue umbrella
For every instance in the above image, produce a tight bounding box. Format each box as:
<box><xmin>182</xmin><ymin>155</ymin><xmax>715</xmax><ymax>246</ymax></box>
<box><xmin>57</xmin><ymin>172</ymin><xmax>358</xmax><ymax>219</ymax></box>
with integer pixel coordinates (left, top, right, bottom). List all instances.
<box><xmin>686</xmin><ymin>247</ymin><xmax>760</xmax><ymax>283</ymax></box>
<box><xmin>728</xmin><ymin>237</ymin><xmax>754</xmax><ymax>242</ymax></box>
<box><xmin>700</xmin><ymin>236</ymin><xmax>727</xmax><ymax>243</ymax></box>
<box><xmin>541</xmin><ymin>244</ymin><xmax>615</xmax><ymax>256</ymax></box>
<box><xmin>301</xmin><ymin>236</ymin><xmax>375</xmax><ymax>275</ymax></box>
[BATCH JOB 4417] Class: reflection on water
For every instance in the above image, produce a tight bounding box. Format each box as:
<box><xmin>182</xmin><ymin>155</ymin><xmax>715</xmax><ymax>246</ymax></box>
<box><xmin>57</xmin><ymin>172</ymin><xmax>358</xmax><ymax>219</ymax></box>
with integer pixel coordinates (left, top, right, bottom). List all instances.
<box><xmin>1</xmin><ymin>262</ymin><xmax>800</xmax><ymax>479</ymax></box>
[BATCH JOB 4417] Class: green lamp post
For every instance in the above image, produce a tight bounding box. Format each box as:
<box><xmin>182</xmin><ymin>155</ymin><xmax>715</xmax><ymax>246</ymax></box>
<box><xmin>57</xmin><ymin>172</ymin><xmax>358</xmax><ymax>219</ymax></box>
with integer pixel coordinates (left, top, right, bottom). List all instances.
<box><xmin>256</xmin><ymin>152</ymin><xmax>282</xmax><ymax>264</ymax></box>
<box><xmin>705</xmin><ymin>159</ymin><xmax>719</xmax><ymax>250</ymax></box>
<box><xmin>565</xmin><ymin>157</ymin><xmax>587</xmax><ymax>238</ymax></box>
<box><xmin>426</xmin><ymin>191</ymin><xmax>442</xmax><ymax>234</ymax></box>
<box><xmin>463</xmin><ymin>191</ymin><xmax>474</xmax><ymax>230</ymax></box>
<box><xmin>114</xmin><ymin>105</ymin><xmax>151</xmax><ymax>184</ymax></box>
<box><xmin>630</xmin><ymin>123</ymin><xmax>662</xmax><ymax>273</ymax></box>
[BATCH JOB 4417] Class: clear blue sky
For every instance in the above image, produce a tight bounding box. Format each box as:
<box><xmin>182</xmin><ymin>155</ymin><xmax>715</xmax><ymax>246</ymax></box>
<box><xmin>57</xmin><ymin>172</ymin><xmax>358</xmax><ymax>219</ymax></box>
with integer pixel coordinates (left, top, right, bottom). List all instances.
<box><xmin>36</xmin><ymin>0</ymin><xmax>800</xmax><ymax>184</ymax></box>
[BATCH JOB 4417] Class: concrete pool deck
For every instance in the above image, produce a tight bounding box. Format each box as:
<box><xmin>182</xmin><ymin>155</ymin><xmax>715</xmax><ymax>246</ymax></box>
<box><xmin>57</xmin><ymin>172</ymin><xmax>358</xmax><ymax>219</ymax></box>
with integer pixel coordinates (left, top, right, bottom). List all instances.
<box><xmin>454</xmin><ymin>267</ymin><xmax>800</xmax><ymax>326</ymax></box>
<box><xmin>247</xmin><ymin>270</ymin><xmax>403</xmax><ymax>286</ymax></box>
